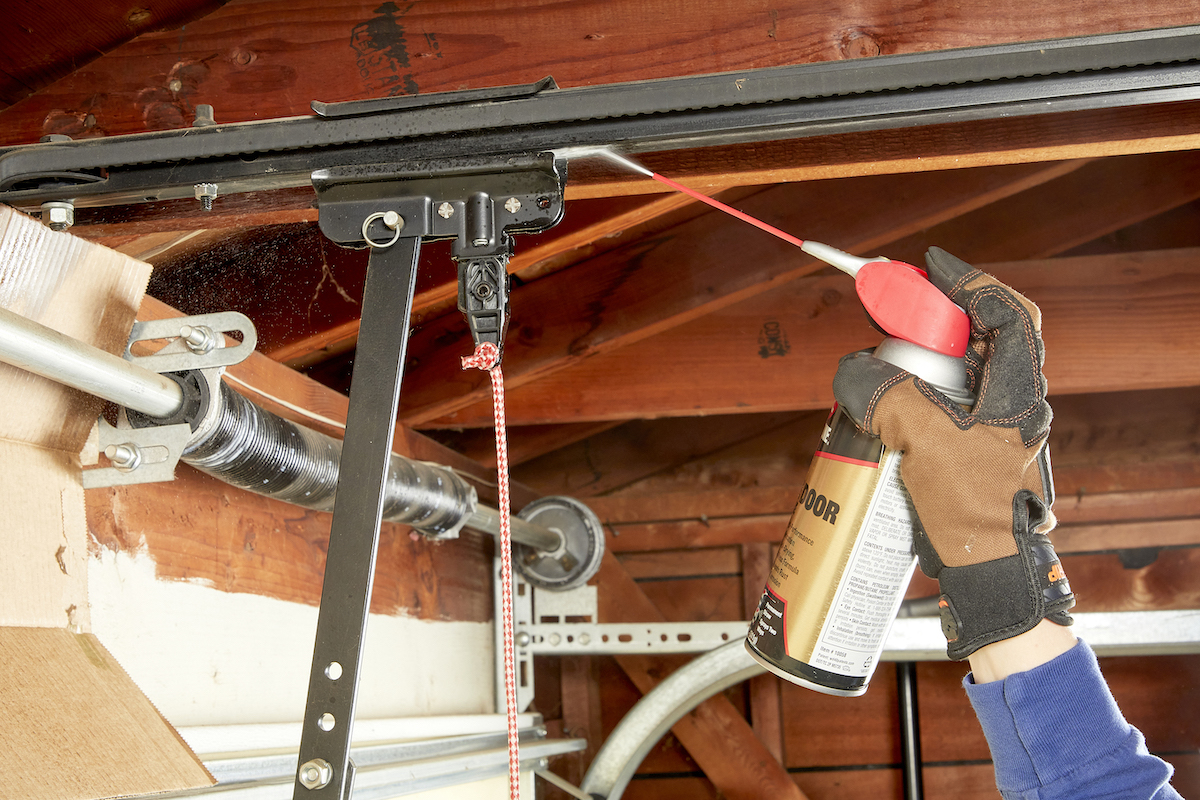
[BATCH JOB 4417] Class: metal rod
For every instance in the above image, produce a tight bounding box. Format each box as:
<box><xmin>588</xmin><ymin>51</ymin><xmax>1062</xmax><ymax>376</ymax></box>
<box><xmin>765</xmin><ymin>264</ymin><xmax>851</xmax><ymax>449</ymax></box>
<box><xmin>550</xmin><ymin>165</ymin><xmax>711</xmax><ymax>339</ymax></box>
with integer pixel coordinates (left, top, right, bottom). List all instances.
<box><xmin>469</xmin><ymin>505</ymin><xmax>562</xmax><ymax>553</ymax></box>
<box><xmin>0</xmin><ymin>305</ymin><xmax>184</xmax><ymax>418</ymax></box>
<box><xmin>896</xmin><ymin>661</ymin><xmax>925</xmax><ymax>800</ymax></box>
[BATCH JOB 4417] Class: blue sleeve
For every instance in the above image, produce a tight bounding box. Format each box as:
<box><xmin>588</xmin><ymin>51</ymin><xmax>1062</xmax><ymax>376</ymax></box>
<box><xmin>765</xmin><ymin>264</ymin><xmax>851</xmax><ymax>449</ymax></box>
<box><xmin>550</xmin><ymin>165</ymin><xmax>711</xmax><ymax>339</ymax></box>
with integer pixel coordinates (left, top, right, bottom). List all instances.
<box><xmin>963</xmin><ymin>638</ymin><xmax>1183</xmax><ymax>800</ymax></box>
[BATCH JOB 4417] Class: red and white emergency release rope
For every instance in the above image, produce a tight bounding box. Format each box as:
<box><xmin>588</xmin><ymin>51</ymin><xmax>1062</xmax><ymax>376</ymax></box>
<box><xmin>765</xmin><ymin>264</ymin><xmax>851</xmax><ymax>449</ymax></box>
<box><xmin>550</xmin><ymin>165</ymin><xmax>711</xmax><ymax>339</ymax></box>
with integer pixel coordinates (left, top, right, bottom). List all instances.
<box><xmin>461</xmin><ymin>340</ymin><xmax>520</xmax><ymax>799</ymax></box>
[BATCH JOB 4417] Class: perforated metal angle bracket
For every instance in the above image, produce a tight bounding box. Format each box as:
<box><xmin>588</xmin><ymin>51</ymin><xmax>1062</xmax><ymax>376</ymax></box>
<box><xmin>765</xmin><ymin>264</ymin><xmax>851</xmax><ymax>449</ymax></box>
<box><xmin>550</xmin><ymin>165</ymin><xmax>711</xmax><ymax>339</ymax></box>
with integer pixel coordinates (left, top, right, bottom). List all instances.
<box><xmin>516</xmin><ymin>583</ymin><xmax>748</xmax><ymax>658</ymax></box>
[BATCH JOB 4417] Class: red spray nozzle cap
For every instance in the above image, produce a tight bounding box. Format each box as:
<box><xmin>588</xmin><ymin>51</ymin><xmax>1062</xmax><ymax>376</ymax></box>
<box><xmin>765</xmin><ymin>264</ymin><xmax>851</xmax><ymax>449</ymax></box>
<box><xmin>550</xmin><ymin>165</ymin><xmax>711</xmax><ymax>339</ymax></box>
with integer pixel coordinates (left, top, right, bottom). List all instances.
<box><xmin>854</xmin><ymin>260</ymin><xmax>970</xmax><ymax>357</ymax></box>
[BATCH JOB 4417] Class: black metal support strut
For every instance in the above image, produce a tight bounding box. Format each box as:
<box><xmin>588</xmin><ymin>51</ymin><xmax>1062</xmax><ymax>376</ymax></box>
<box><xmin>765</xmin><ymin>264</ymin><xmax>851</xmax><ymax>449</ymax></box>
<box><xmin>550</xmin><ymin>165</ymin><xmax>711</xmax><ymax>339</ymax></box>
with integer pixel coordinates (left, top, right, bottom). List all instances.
<box><xmin>291</xmin><ymin>153</ymin><xmax>565</xmax><ymax>800</ymax></box>
<box><xmin>293</xmin><ymin>235</ymin><xmax>421</xmax><ymax>799</ymax></box>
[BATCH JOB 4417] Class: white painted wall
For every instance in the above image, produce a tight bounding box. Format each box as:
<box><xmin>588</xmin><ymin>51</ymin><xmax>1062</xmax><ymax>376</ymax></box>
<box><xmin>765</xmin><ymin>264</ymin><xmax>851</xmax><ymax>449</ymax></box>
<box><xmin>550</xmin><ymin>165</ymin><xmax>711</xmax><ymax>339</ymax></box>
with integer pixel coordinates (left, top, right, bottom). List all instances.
<box><xmin>88</xmin><ymin>547</ymin><xmax>495</xmax><ymax>728</ymax></box>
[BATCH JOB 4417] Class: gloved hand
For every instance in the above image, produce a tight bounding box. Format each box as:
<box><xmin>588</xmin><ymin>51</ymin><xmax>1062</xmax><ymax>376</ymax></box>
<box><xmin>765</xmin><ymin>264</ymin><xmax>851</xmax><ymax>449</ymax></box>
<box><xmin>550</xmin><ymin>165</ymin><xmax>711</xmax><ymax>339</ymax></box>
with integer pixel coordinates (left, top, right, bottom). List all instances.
<box><xmin>832</xmin><ymin>247</ymin><xmax>1074</xmax><ymax>660</ymax></box>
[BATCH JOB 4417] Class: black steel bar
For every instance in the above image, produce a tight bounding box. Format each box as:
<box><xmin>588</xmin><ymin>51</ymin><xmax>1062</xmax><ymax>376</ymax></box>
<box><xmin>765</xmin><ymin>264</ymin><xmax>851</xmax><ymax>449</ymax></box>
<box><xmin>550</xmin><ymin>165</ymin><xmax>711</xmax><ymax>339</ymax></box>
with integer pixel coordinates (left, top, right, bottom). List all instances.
<box><xmin>292</xmin><ymin>235</ymin><xmax>420</xmax><ymax>800</ymax></box>
<box><xmin>896</xmin><ymin>661</ymin><xmax>924</xmax><ymax>800</ymax></box>
<box><xmin>2</xmin><ymin>26</ymin><xmax>1200</xmax><ymax>211</ymax></box>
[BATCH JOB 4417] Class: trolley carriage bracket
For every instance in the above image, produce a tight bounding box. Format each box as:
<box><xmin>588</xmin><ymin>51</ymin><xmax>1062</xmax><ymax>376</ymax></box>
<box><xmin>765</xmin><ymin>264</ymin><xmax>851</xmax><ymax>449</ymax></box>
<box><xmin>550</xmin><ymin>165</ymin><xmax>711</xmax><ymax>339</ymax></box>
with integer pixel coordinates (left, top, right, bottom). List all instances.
<box><xmin>293</xmin><ymin>152</ymin><xmax>565</xmax><ymax>800</ymax></box>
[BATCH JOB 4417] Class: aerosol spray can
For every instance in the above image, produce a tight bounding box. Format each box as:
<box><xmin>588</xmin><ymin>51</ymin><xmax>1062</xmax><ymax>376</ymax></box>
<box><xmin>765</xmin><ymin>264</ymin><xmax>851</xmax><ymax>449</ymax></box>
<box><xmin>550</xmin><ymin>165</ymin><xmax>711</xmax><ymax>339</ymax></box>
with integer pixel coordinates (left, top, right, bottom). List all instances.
<box><xmin>745</xmin><ymin>242</ymin><xmax>974</xmax><ymax>697</ymax></box>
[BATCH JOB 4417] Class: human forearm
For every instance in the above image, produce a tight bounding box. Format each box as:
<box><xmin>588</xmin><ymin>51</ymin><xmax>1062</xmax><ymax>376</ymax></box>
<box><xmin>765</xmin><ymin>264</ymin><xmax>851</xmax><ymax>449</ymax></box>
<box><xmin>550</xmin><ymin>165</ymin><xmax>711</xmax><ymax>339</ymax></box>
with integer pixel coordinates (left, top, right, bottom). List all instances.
<box><xmin>967</xmin><ymin>618</ymin><xmax>1077</xmax><ymax>683</ymax></box>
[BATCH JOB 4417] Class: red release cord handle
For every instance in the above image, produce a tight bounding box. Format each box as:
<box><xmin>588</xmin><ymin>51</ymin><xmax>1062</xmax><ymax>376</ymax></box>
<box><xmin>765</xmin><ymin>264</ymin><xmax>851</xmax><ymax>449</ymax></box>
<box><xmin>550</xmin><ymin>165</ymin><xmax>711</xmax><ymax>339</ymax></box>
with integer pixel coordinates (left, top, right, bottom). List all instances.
<box><xmin>854</xmin><ymin>260</ymin><xmax>971</xmax><ymax>357</ymax></box>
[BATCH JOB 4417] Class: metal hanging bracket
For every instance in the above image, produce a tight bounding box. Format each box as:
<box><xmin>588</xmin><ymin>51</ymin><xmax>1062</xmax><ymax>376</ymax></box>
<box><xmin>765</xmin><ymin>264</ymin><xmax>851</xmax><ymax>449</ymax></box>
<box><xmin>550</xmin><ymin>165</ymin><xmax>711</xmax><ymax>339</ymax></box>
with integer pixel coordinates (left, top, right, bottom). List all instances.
<box><xmin>294</xmin><ymin>152</ymin><xmax>566</xmax><ymax>800</ymax></box>
<box><xmin>125</xmin><ymin>311</ymin><xmax>257</xmax><ymax>373</ymax></box>
<box><xmin>81</xmin><ymin>416</ymin><xmax>192</xmax><ymax>489</ymax></box>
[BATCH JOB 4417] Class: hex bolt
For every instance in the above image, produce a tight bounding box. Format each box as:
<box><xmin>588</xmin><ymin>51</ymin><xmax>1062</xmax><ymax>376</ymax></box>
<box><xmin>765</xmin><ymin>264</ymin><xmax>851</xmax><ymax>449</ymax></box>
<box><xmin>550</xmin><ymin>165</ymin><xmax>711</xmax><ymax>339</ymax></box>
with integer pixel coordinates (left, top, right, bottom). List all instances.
<box><xmin>105</xmin><ymin>443</ymin><xmax>143</xmax><ymax>473</ymax></box>
<box><xmin>504</xmin><ymin>197</ymin><xmax>522</xmax><ymax>213</ymax></box>
<box><xmin>41</xmin><ymin>201</ymin><xmax>75</xmax><ymax>231</ymax></box>
<box><xmin>298</xmin><ymin>758</ymin><xmax>333</xmax><ymax>790</ymax></box>
<box><xmin>437</xmin><ymin>201</ymin><xmax>455</xmax><ymax>219</ymax></box>
<box><xmin>194</xmin><ymin>183</ymin><xmax>219</xmax><ymax>211</ymax></box>
<box><xmin>193</xmin><ymin>104</ymin><xmax>216</xmax><ymax>127</ymax></box>
<box><xmin>180</xmin><ymin>324</ymin><xmax>218</xmax><ymax>355</ymax></box>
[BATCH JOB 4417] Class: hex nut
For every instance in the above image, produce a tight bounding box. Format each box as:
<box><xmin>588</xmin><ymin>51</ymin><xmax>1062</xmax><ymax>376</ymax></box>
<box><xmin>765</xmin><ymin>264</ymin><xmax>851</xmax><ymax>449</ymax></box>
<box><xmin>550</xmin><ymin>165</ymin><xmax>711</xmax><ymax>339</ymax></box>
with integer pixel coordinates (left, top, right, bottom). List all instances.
<box><xmin>42</xmin><ymin>201</ymin><xmax>74</xmax><ymax>231</ymax></box>
<box><xmin>298</xmin><ymin>758</ymin><xmax>332</xmax><ymax>790</ymax></box>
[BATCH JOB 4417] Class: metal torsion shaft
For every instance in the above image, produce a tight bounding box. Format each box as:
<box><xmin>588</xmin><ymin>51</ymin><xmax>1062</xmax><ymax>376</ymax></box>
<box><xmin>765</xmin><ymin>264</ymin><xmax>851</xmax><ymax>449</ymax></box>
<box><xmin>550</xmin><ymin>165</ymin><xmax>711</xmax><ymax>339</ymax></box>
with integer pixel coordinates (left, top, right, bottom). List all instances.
<box><xmin>0</xmin><ymin>305</ymin><xmax>563</xmax><ymax>550</ymax></box>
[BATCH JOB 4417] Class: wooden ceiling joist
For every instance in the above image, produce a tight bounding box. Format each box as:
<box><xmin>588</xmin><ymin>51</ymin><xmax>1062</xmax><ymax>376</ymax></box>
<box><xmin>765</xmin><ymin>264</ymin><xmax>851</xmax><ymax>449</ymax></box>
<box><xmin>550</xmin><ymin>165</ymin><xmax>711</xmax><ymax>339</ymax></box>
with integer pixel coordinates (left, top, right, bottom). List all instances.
<box><xmin>397</xmin><ymin>160</ymin><xmax>1084</xmax><ymax>426</ymax></box>
<box><xmin>423</xmin><ymin>248</ymin><xmax>1200</xmax><ymax>427</ymax></box>
<box><xmin>5</xmin><ymin>0</ymin><xmax>1198</xmax><ymax>147</ymax></box>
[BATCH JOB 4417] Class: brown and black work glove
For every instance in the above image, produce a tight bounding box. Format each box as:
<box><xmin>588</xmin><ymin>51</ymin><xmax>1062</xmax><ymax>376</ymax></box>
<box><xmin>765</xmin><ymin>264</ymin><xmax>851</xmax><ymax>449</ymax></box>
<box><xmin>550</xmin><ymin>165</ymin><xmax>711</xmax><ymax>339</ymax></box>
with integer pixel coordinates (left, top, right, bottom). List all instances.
<box><xmin>832</xmin><ymin>247</ymin><xmax>1074</xmax><ymax>661</ymax></box>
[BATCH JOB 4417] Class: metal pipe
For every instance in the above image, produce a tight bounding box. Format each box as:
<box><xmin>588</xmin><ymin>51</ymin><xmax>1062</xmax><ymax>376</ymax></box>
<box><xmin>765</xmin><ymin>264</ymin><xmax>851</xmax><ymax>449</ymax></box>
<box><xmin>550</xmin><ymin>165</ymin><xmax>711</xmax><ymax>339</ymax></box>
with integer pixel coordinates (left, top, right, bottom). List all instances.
<box><xmin>896</xmin><ymin>662</ymin><xmax>925</xmax><ymax>800</ymax></box>
<box><xmin>467</xmin><ymin>505</ymin><xmax>563</xmax><ymax>554</ymax></box>
<box><xmin>0</xmin><ymin>306</ymin><xmax>565</xmax><ymax>549</ymax></box>
<box><xmin>0</xmin><ymin>305</ymin><xmax>184</xmax><ymax>417</ymax></box>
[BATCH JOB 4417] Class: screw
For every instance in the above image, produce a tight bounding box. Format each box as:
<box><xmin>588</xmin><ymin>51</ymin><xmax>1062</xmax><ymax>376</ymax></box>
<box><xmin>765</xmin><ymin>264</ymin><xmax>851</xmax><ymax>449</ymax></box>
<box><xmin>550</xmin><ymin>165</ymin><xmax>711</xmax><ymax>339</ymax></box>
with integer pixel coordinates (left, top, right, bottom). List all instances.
<box><xmin>193</xmin><ymin>104</ymin><xmax>216</xmax><ymax>127</ymax></box>
<box><xmin>536</xmin><ymin>196</ymin><xmax>552</xmax><ymax>210</ymax></box>
<box><xmin>437</xmin><ymin>202</ymin><xmax>455</xmax><ymax>219</ymax></box>
<box><xmin>105</xmin><ymin>443</ymin><xmax>143</xmax><ymax>473</ymax></box>
<box><xmin>504</xmin><ymin>197</ymin><xmax>522</xmax><ymax>213</ymax></box>
<box><xmin>298</xmin><ymin>758</ymin><xmax>332</xmax><ymax>790</ymax></box>
<box><xmin>194</xmin><ymin>183</ymin><xmax>219</xmax><ymax>211</ymax></box>
<box><xmin>41</xmin><ymin>201</ymin><xmax>74</xmax><ymax>231</ymax></box>
<box><xmin>179</xmin><ymin>324</ymin><xmax>218</xmax><ymax>355</ymax></box>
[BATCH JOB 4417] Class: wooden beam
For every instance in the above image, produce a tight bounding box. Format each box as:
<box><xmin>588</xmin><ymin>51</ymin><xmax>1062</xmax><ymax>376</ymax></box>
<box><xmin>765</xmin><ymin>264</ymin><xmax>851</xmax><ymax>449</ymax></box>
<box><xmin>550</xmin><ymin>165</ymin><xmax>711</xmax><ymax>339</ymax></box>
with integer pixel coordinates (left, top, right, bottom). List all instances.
<box><xmin>0</xmin><ymin>0</ymin><xmax>225</xmax><ymax>108</ymax></box>
<box><xmin>742</xmin><ymin>542</ymin><xmax>785</xmax><ymax>763</ymax></box>
<box><xmin>85</xmin><ymin>466</ymin><xmax>494</xmax><ymax>621</ymax></box>
<box><xmin>444</xmin><ymin>248</ymin><xmax>1200</xmax><ymax>426</ymax></box>
<box><xmin>399</xmin><ymin>161</ymin><xmax>1084</xmax><ymax>426</ymax></box>
<box><xmin>443</xmin><ymin>421</ymin><xmax>625</xmax><ymax>470</ymax></box>
<box><xmin>514</xmin><ymin>412</ymin><xmax>821</xmax><ymax>498</ymax></box>
<box><xmin>880</xmin><ymin>150</ymin><xmax>1200</xmax><ymax>265</ymax></box>
<box><xmin>5</xmin><ymin>1</ymin><xmax>1198</xmax><ymax>145</ymax></box>
<box><xmin>595</xmin><ymin>551</ymin><xmax>808</xmax><ymax>800</ymax></box>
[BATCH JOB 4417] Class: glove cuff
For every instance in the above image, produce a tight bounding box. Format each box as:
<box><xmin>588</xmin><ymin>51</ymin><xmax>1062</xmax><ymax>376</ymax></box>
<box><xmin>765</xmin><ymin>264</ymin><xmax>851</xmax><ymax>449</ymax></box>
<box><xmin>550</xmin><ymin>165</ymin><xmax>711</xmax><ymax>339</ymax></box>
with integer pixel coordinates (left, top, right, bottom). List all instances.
<box><xmin>934</xmin><ymin>499</ymin><xmax>1074</xmax><ymax>660</ymax></box>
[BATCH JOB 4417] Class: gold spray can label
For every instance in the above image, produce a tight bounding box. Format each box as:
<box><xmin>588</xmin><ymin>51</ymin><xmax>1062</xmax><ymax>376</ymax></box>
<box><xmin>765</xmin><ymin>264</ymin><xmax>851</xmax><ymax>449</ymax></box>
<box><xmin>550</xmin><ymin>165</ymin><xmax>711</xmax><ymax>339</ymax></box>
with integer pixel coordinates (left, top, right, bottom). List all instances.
<box><xmin>746</xmin><ymin>407</ymin><xmax>918</xmax><ymax>696</ymax></box>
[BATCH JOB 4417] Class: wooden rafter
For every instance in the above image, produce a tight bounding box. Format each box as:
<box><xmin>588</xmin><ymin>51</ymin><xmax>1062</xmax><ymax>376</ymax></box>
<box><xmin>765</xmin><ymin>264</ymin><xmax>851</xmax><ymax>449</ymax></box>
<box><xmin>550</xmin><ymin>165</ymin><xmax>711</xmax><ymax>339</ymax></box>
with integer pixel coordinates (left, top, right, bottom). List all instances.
<box><xmin>397</xmin><ymin>160</ymin><xmax>1086</xmax><ymax>426</ymax></box>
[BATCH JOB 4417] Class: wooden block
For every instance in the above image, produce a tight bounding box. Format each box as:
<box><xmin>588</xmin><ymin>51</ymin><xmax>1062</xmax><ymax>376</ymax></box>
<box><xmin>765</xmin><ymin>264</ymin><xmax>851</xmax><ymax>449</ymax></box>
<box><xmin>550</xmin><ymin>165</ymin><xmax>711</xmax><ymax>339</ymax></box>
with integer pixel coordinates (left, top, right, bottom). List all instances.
<box><xmin>85</xmin><ymin>465</ymin><xmax>493</xmax><ymax>621</ymax></box>
<box><xmin>0</xmin><ymin>628</ymin><xmax>214</xmax><ymax>799</ymax></box>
